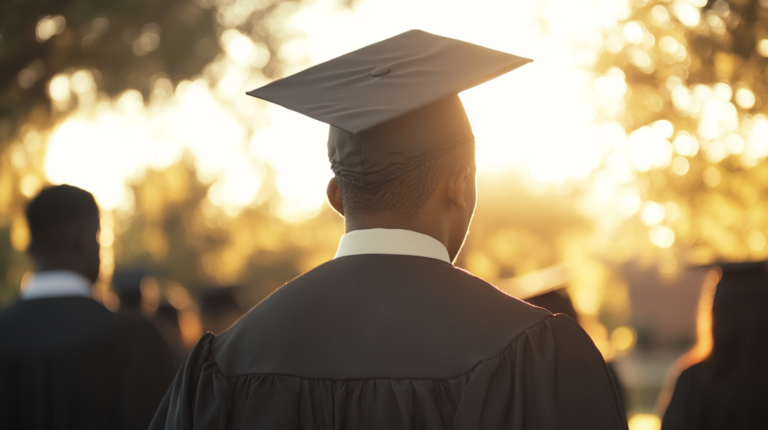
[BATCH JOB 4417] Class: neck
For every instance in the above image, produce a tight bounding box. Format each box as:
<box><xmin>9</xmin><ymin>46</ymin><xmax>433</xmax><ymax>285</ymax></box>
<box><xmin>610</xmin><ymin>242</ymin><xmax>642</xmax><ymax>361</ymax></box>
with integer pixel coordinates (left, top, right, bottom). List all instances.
<box><xmin>33</xmin><ymin>258</ymin><xmax>95</xmax><ymax>284</ymax></box>
<box><xmin>346</xmin><ymin>212</ymin><xmax>458</xmax><ymax>261</ymax></box>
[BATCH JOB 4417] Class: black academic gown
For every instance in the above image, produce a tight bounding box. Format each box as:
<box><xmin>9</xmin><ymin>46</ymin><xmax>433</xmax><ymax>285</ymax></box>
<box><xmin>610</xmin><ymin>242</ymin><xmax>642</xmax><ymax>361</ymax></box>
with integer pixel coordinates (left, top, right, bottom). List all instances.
<box><xmin>662</xmin><ymin>361</ymin><xmax>768</xmax><ymax>430</ymax></box>
<box><xmin>151</xmin><ymin>255</ymin><xmax>627</xmax><ymax>429</ymax></box>
<box><xmin>0</xmin><ymin>296</ymin><xmax>176</xmax><ymax>430</ymax></box>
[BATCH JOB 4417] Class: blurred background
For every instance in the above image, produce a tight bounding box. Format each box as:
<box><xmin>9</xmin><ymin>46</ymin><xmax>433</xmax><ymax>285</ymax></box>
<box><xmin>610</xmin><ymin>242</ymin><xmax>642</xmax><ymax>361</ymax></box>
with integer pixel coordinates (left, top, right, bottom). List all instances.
<box><xmin>2</xmin><ymin>0</ymin><xmax>766</xmax><ymax>427</ymax></box>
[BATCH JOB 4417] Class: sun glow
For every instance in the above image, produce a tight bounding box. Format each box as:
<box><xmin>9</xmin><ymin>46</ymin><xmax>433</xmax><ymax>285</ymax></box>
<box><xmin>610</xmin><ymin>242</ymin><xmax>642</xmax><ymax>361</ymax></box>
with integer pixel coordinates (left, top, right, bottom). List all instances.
<box><xmin>41</xmin><ymin>0</ymin><xmax>634</xmax><ymax>221</ymax></box>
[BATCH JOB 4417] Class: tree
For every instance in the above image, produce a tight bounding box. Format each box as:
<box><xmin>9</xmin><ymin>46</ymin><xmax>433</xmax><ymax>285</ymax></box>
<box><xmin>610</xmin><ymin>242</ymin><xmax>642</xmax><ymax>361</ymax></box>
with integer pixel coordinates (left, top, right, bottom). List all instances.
<box><xmin>593</xmin><ymin>0</ymin><xmax>768</xmax><ymax>267</ymax></box>
<box><xmin>0</xmin><ymin>0</ymin><xmax>311</xmax><ymax>151</ymax></box>
<box><xmin>0</xmin><ymin>0</ymin><xmax>328</xmax><ymax>306</ymax></box>
<box><xmin>113</xmin><ymin>159</ymin><xmax>343</xmax><ymax>306</ymax></box>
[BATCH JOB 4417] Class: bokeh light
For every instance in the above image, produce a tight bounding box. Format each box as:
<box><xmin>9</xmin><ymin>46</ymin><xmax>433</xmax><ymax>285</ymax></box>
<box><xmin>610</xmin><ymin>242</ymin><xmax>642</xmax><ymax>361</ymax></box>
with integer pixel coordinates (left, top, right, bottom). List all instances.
<box><xmin>38</xmin><ymin>0</ymin><xmax>640</xmax><ymax>223</ymax></box>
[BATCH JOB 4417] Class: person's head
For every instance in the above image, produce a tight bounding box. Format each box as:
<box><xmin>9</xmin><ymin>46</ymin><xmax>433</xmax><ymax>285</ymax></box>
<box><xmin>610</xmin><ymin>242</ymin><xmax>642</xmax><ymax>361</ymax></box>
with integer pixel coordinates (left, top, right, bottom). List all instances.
<box><xmin>707</xmin><ymin>263</ymin><xmax>768</xmax><ymax>377</ymax></box>
<box><xmin>199</xmin><ymin>286</ymin><xmax>245</xmax><ymax>335</ymax></box>
<box><xmin>247</xmin><ymin>31</ymin><xmax>531</xmax><ymax>263</ymax></box>
<box><xmin>25</xmin><ymin>184</ymin><xmax>101</xmax><ymax>283</ymax></box>
<box><xmin>111</xmin><ymin>269</ymin><xmax>147</xmax><ymax>313</ymax></box>
<box><xmin>327</xmin><ymin>143</ymin><xmax>476</xmax><ymax>261</ymax></box>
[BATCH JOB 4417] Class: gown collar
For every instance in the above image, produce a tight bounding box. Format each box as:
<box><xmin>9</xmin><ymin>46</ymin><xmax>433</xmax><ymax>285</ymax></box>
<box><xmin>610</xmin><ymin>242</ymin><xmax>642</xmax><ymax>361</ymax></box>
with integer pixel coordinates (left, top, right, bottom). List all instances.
<box><xmin>21</xmin><ymin>270</ymin><xmax>93</xmax><ymax>300</ymax></box>
<box><xmin>334</xmin><ymin>228</ymin><xmax>451</xmax><ymax>264</ymax></box>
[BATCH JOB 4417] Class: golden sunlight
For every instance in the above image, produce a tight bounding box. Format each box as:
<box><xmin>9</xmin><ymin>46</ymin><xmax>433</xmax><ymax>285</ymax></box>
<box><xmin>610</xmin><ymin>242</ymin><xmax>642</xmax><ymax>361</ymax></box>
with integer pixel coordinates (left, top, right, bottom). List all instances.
<box><xmin>41</xmin><ymin>0</ymin><xmax>637</xmax><ymax>222</ymax></box>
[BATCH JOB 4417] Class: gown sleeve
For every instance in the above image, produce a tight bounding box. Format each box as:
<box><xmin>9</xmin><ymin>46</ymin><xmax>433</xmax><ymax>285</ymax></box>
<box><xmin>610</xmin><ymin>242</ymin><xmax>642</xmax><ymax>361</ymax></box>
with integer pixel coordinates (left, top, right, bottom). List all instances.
<box><xmin>453</xmin><ymin>314</ymin><xmax>628</xmax><ymax>430</ymax></box>
<box><xmin>149</xmin><ymin>333</ymin><xmax>226</xmax><ymax>430</ymax></box>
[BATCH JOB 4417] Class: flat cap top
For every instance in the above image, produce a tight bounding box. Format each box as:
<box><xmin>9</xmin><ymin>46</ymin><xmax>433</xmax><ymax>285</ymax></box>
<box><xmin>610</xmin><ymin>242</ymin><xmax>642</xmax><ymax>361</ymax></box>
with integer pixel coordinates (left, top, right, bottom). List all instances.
<box><xmin>247</xmin><ymin>30</ymin><xmax>531</xmax><ymax>134</ymax></box>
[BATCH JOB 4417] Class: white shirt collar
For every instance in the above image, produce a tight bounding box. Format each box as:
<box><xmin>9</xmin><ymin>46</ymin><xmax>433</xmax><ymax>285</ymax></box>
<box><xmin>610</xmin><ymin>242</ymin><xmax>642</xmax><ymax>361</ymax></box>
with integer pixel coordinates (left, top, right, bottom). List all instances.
<box><xmin>21</xmin><ymin>270</ymin><xmax>93</xmax><ymax>300</ymax></box>
<box><xmin>334</xmin><ymin>228</ymin><xmax>452</xmax><ymax>264</ymax></box>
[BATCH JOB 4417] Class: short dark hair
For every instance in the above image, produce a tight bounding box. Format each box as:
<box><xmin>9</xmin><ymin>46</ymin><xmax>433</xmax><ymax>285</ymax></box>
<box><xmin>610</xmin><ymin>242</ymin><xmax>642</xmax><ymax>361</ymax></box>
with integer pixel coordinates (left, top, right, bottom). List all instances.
<box><xmin>26</xmin><ymin>184</ymin><xmax>99</xmax><ymax>254</ymax></box>
<box><xmin>336</xmin><ymin>144</ymin><xmax>474</xmax><ymax>222</ymax></box>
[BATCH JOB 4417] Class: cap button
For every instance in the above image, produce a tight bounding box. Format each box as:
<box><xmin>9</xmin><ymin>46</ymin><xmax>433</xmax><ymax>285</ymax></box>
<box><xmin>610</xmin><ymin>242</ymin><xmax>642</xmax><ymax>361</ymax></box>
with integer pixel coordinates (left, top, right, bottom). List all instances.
<box><xmin>370</xmin><ymin>67</ymin><xmax>391</xmax><ymax>77</ymax></box>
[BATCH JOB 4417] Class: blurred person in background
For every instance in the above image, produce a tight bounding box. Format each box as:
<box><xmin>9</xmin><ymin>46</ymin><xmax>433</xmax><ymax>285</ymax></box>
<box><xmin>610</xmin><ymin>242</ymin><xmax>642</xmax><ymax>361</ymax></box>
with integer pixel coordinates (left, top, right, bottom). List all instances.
<box><xmin>151</xmin><ymin>31</ymin><xmax>626</xmax><ymax>429</ymax></box>
<box><xmin>198</xmin><ymin>285</ymin><xmax>245</xmax><ymax>335</ymax></box>
<box><xmin>0</xmin><ymin>184</ymin><xmax>175</xmax><ymax>429</ymax></box>
<box><xmin>660</xmin><ymin>262</ymin><xmax>768</xmax><ymax>430</ymax></box>
<box><xmin>112</xmin><ymin>268</ymin><xmax>149</xmax><ymax>315</ymax></box>
<box><xmin>154</xmin><ymin>302</ymin><xmax>187</xmax><ymax>369</ymax></box>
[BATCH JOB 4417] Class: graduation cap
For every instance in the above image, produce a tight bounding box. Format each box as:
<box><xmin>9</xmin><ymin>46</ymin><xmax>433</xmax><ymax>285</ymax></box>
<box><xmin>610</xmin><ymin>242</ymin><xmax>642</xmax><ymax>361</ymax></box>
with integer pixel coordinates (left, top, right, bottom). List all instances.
<box><xmin>710</xmin><ymin>261</ymin><xmax>768</xmax><ymax>305</ymax></box>
<box><xmin>495</xmin><ymin>264</ymin><xmax>573</xmax><ymax>300</ymax></box>
<box><xmin>247</xmin><ymin>30</ymin><xmax>532</xmax><ymax>187</ymax></box>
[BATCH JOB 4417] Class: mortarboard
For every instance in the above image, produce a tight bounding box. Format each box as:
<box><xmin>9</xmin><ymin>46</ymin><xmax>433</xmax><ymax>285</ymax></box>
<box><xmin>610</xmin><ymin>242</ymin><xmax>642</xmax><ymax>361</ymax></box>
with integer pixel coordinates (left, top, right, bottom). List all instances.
<box><xmin>710</xmin><ymin>261</ymin><xmax>768</xmax><ymax>305</ymax></box>
<box><xmin>247</xmin><ymin>30</ymin><xmax>531</xmax><ymax>187</ymax></box>
<box><xmin>495</xmin><ymin>263</ymin><xmax>573</xmax><ymax>300</ymax></box>
<box><xmin>111</xmin><ymin>268</ymin><xmax>148</xmax><ymax>300</ymax></box>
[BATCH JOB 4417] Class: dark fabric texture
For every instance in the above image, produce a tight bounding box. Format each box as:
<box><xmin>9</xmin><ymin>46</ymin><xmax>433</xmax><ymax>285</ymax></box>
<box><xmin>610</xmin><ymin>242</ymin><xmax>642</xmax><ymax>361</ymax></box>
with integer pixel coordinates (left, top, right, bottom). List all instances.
<box><xmin>151</xmin><ymin>255</ymin><xmax>626</xmax><ymax>430</ymax></box>
<box><xmin>662</xmin><ymin>361</ymin><xmax>768</xmax><ymax>430</ymax></box>
<box><xmin>0</xmin><ymin>296</ymin><xmax>176</xmax><ymax>430</ymax></box>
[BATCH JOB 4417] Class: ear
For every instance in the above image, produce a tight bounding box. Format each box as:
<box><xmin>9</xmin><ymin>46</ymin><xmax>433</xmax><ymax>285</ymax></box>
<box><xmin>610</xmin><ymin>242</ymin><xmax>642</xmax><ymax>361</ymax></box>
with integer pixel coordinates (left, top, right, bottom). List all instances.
<box><xmin>70</xmin><ymin>227</ymin><xmax>89</xmax><ymax>255</ymax></box>
<box><xmin>446</xmin><ymin>165</ymin><xmax>470</xmax><ymax>209</ymax></box>
<box><xmin>326</xmin><ymin>177</ymin><xmax>345</xmax><ymax>217</ymax></box>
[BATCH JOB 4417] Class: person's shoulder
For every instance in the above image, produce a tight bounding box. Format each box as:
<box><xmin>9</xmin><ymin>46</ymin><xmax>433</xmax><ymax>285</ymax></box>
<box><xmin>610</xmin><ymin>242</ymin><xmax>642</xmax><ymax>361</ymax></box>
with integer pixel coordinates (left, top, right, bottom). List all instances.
<box><xmin>674</xmin><ymin>361</ymin><xmax>709</xmax><ymax>391</ymax></box>
<box><xmin>0</xmin><ymin>296</ymin><xmax>118</xmax><ymax>326</ymax></box>
<box><xmin>682</xmin><ymin>361</ymin><xmax>707</xmax><ymax>376</ymax></box>
<box><xmin>0</xmin><ymin>297</ymin><xmax>127</xmax><ymax>354</ymax></box>
<box><xmin>261</xmin><ymin>254</ymin><xmax>551</xmax><ymax>323</ymax></box>
<box><xmin>219</xmin><ymin>255</ymin><xmax>555</xmax><ymax>356</ymax></box>
<box><xmin>425</xmin><ymin>262</ymin><xmax>556</xmax><ymax>323</ymax></box>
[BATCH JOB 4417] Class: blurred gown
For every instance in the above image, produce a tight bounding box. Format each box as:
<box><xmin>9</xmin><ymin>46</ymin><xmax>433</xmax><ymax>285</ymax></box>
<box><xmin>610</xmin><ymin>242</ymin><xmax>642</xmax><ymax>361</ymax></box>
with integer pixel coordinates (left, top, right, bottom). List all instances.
<box><xmin>0</xmin><ymin>296</ymin><xmax>176</xmax><ymax>429</ymax></box>
<box><xmin>150</xmin><ymin>255</ymin><xmax>627</xmax><ymax>429</ymax></box>
<box><xmin>662</xmin><ymin>360</ymin><xmax>768</xmax><ymax>430</ymax></box>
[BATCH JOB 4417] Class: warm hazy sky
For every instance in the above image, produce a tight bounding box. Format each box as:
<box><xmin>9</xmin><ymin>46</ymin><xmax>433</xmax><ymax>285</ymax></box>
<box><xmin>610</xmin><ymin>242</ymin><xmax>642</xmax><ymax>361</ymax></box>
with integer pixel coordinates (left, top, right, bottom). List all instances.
<box><xmin>43</xmin><ymin>0</ymin><xmax>633</xmax><ymax>220</ymax></box>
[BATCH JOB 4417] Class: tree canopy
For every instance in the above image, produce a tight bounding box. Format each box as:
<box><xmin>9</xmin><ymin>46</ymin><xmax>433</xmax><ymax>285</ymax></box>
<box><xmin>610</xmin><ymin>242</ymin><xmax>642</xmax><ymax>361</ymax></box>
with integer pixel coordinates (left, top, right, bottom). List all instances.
<box><xmin>594</xmin><ymin>0</ymin><xmax>768</xmax><ymax>266</ymax></box>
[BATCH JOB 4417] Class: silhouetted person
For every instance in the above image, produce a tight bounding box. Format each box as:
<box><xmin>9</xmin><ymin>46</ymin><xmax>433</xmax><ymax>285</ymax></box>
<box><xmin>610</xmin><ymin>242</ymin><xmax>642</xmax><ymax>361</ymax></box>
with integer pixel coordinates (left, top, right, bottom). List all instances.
<box><xmin>662</xmin><ymin>262</ymin><xmax>768</xmax><ymax>430</ymax></box>
<box><xmin>526</xmin><ymin>287</ymin><xmax>628</xmax><ymax>414</ymax></box>
<box><xmin>0</xmin><ymin>184</ymin><xmax>175</xmax><ymax>429</ymax></box>
<box><xmin>112</xmin><ymin>268</ymin><xmax>148</xmax><ymax>315</ymax></box>
<box><xmin>154</xmin><ymin>302</ymin><xmax>187</xmax><ymax>369</ymax></box>
<box><xmin>151</xmin><ymin>31</ymin><xmax>626</xmax><ymax>429</ymax></box>
<box><xmin>198</xmin><ymin>286</ymin><xmax>245</xmax><ymax>335</ymax></box>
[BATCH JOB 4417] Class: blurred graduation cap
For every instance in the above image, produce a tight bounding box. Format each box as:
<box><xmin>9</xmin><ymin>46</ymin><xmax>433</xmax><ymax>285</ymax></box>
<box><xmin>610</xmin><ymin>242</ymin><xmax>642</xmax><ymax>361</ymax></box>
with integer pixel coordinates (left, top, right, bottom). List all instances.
<box><xmin>247</xmin><ymin>30</ymin><xmax>532</xmax><ymax>187</ymax></box>
<box><xmin>111</xmin><ymin>268</ymin><xmax>149</xmax><ymax>310</ymax></box>
<box><xmin>495</xmin><ymin>264</ymin><xmax>577</xmax><ymax>318</ymax></box>
<box><xmin>495</xmin><ymin>264</ymin><xmax>573</xmax><ymax>300</ymax></box>
<box><xmin>198</xmin><ymin>286</ymin><xmax>244</xmax><ymax>317</ymax></box>
<box><xmin>707</xmin><ymin>261</ymin><xmax>768</xmax><ymax>304</ymax></box>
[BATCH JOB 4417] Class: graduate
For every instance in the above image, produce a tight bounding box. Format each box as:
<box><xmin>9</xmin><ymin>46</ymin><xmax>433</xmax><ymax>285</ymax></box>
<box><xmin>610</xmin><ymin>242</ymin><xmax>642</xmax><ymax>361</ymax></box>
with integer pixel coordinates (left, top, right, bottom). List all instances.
<box><xmin>503</xmin><ymin>269</ymin><xmax>629</xmax><ymax>417</ymax></box>
<box><xmin>150</xmin><ymin>30</ymin><xmax>627</xmax><ymax>429</ymax></box>
<box><xmin>661</xmin><ymin>262</ymin><xmax>768</xmax><ymax>430</ymax></box>
<box><xmin>0</xmin><ymin>185</ymin><xmax>175</xmax><ymax>429</ymax></box>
